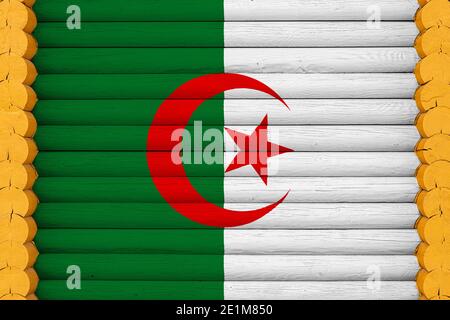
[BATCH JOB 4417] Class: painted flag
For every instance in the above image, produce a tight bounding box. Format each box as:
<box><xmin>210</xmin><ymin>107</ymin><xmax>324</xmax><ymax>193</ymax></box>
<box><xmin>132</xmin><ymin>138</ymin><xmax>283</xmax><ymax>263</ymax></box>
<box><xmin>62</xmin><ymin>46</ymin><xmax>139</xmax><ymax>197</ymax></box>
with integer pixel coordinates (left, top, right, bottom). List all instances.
<box><xmin>7</xmin><ymin>0</ymin><xmax>450</xmax><ymax>300</ymax></box>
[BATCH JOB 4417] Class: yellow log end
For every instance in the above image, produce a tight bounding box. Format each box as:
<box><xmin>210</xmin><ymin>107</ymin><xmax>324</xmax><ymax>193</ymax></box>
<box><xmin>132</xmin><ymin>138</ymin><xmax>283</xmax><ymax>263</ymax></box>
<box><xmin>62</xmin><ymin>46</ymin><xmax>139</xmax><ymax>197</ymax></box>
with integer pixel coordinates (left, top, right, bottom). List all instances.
<box><xmin>0</xmin><ymin>162</ymin><xmax>37</xmax><ymax>189</ymax></box>
<box><xmin>415</xmin><ymin>80</ymin><xmax>450</xmax><ymax>112</ymax></box>
<box><xmin>416</xmin><ymin>242</ymin><xmax>450</xmax><ymax>271</ymax></box>
<box><xmin>416</xmin><ymin>107</ymin><xmax>450</xmax><ymax>137</ymax></box>
<box><xmin>0</xmin><ymin>241</ymin><xmax>38</xmax><ymax>269</ymax></box>
<box><xmin>417</xmin><ymin>216</ymin><xmax>450</xmax><ymax>244</ymax></box>
<box><xmin>0</xmin><ymin>0</ymin><xmax>37</xmax><ymax>32</ymax></box>
<box><xmin>0</xmin><ymin>188</ymin><xmax>38</xmax><ymax>216</ymax></box>
<box><xmin>417</xmin><ymin>161</ymin><xmax>450</xmax><ymax>190</ymax></box>
<box><xmin>0</xmin><ymin>132</ymin><xmax>38</xmax><ymax>163</ymax></box>
<box><xmin>0</xmin><ymin>214</ymin><xmax>37</xmax><ymax>243</ymax></box>
<box><xmin>415</xmin><ymin>0</ymin><xmax>450</xmax><ymax>31</ymax></box>
<box><xmin>0</xmin><ymin>54</ymin><xmax>37</xmax><ymax>84</ymax></box>
<box><xmin>0</xmin><ymin>110</ymin><xmax>37</xmax><ymax>136</ymax></box>
<box><xmin>414</xmin><ymin>53</ymin><xmax>450</xmax><ymax>84</ymax></box>
<box><xmin>415</xmin><ymin>26</ymin><xmax>450</xmax><ymax>58</ymax></box>
<box><xmin>0</xmin><ymin>268</ymin><xmax>38</xmax><ymax>297</ymax></box>
<box><xmin>416</xmin><ymin>188</ymin><xmax>450</xmax><ymax>218</ymax></box>
<box><xmin>417</xmin><ymin>269</ymin><xmax>450</xmax><ymax>299</ymax></box>
<box><xmin>0</xmin><ymin>27</ymin><xmax>37</xmax><ymax>59</ymax></box>
<box><xmin>416</xmin><ymin>134</ymin><xmax>450</xmax><ymax>163</ymax></box>
<box><xmin>0</xmin><ymin>81</ymin><xmax>37</xmax><ymax>111</ymax></box>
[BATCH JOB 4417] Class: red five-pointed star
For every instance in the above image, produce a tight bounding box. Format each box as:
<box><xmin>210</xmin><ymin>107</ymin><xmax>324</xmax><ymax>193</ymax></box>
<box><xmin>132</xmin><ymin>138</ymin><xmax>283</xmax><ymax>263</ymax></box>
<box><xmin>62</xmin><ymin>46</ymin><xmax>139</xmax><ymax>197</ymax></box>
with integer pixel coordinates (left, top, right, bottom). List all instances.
<box><xmin>225</xmin><ymin>115</ymin><xmax>293</xmax><ymax>185</ymax></box>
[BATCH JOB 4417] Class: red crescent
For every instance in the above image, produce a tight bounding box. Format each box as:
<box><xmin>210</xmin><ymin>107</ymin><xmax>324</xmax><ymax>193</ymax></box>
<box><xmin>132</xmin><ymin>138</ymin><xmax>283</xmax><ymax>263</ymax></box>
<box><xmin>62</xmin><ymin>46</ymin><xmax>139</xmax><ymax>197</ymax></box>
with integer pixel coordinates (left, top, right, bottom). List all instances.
<box><xmin>147</xmin><ymin>73</ymin><xmax>290</xmax><ymax>227</ymax></box>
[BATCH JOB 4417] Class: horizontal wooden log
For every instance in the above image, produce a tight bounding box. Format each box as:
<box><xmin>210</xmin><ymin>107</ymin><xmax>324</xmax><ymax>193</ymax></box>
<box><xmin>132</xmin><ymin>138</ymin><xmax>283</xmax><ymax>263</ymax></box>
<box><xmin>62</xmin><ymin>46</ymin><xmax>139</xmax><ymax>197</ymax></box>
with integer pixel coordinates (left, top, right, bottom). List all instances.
<box><xmin>34</xmin><ymin>229</ymin><xmax>419</xmax><ymax>255</ymax></box>
<box><xmin>34</xmin><ymin>126</ymin><xmax>420</xmax><ymax>151</ymax></box>
<box><xmin>33</xmin><ymin>48</ymin><xmax>418</xmax><ymax>74</ymax></box>
<box><xmin>34</xmin><ymin>0</ymin><xmax>418</xmax><ymax>21</ymax></box>
<box><xmin>35</xmin><ymin>152</ymin><xmax>419</xmax><ymax>177</ymax></box>
<box><xmin>36</xmin><ymin>280</ymin><xmax>418</xmax><ymax>300</ymax></box>
<box><xmin>225</xmin><ymin>48</ymin><xmax>418</xmax><ymax>73</ymax></box>
<box><xmin>225</xmin><ymin>74</ymin><xmax>416</xmax><ymax>99</ymax></box>
<box><xmin>224</xmin><ymin>230</ymin><xmax>419</xmax><ymax>255</ymax></box>
<box><xmin>224</xmin><ymin>177</ymin><xmax>418</xmax><ymax>203</ymax></box>
<box><xmin>231</xmin><ymin>203</ymin><xmax>419</xmax><ymax>229</ymax></box>
<box><xmin>224</xmin><ymin>281</ymin><xmax>418</xmax><ymax>300</ymax></box>
<box><xmin>34</xmin><ymin>203</ymin><xmax>212</xmax><ymax>229</ymax></box>
<box><xmin>36</xmin><ymin>280</ymin><xmax>223</xmax><ymax>300</ymax></box>
<box><xmin>34</xmin><ymin>254</ymin><xmax>417</xmax><ymax>281</ymax></box>
<box><xmin>224</xmin><ymin>22</ymin><xmax>417</xmax><ymax>47</ymax></box>
<box><xmin>34</xmin><ymin>203</ymin><xmax>419</xmax><ymax>229</ymax></box>
<box><xmin>36</xmin><ymin>254</ymin><xmax>222</xmax><ymax>281</ymax></box>
<box><xmin>33</xmin><ymin>22</ymin><xmax>417</xmax><ymax>48</ymax></box>
<box><xmin>34</xmin><ymin>99</ymin><xmax>419</xmax><ymax>126</ymax></box>
<box><xmin>34</xmin><ymin>0</ymin><xmax>223</xmax><ymax>22</ymax></box>
<box><xmin>225</xmin><ymin>0</ymin><xmax>418</xmax><ymax>21</ymax></box>
<box><xmin>35</xmin><ymin>229</ymin><xmax>419</xmax><ymax>254</ymax></box>
<box><xmin>33</xmin><ymin>177</ymin><xmax>419</xmax><ymax>203</ymax></box>
<box><xmin>35</xmin><ymin>229</ymin><xmax>224</xmax><ymax>254</ymax></box>
<box><xmin>34</xmin><ymin>48</ymin><xmax>223</xmax><ymax>74</ymax></box>
<box><xmin>224</xmin><ymin>255</ymin><xmax>418</xmax><ymax>281</ymax></box>
<box><xmin>33</xmin><ymin>74</ymin><xmax>417</xmax><ymax>99</ymax></box>
<box><xmin>33</xmin><ymin>177</ymin><xmax>224</xmax><ymax>203</ymax></box>
<box><xmin>34</xmin><ymin>99</ymin><xmax>224</xmax><ymax>125</ymax></box>
<box><xmin>224</xmin><ymin>152</ymin><xmax>419</xmax><ymax>177</ymax></box>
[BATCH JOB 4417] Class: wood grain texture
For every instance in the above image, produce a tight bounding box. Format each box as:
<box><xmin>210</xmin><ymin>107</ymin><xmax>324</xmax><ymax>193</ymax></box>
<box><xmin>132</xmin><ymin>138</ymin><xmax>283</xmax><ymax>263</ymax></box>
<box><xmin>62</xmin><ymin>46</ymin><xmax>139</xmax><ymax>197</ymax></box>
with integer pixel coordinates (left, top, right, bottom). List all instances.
<box><xmin>36</xmin><ymin>280</ymin><xmax>223</xmax><ymax>299</ymax></box>
<box><xmin>224</xmin><ymin>255</ymin><xmax>418</xmax><ymax>280</ymax></box>
<box><xmin>34</xmin><ymin>125</ymin><xmax>420</xmax><ymax>151</ymax></box>
<box><xmin>228</xmin><ymin>203</ymin><xmax>419</xmax><ymax>229</ymax></box>
<box><xmin>33</xmin><ymin>48</ymin><xmax>224</xmax><ymax>74</ymax></box>
<box><xmin>224</xmin><ymin>281</ymin><xmax>418</xmax><ymax>300</ymax></box>
<box><xmin>34</xmin><ymin>203</ymin><xmax>418</xmax><ymax>229</ymax></box>
<box><xmin>33</xmin><ymin>74</ymin><xmax>417</xmax><ymax>99</ymax></box>
<box><xmin>34</xmin><ymin>229</ymin><xmax>418</xmax><ymax>255</ymax></box>
<box><xmin>224</xmin><ymin>74</ymin><xmax>417</xmax><ymax>99</ymax></box>
<box><xmin>34</xmin><ymin>0</ymin><xmax>418</xmax><ymax>21</ymax></box>
<box><xmin>35</xmin><ymin>254</ymin><xmax>417</xmax><ymax>281</ymax></box>
<box><xmin>33</xmin><ymin>0</ymin><xmax>224</xmax><ymax>22</ymax></box>
<box><xmin>224</xmin><ymin>177</ymin><xmax>419</xmax><ymax>203</ymax></box>
<box><xmin>34</xmin><ymin>177</ymin><xmax>418</xmax><ymax>203</ymax></box>
<box><xmin>223</xmin><ymin>230</ymin><xmax>419</xmax><ymax>254</ymax></box>
<box><xmin>224</xmin><ymin>125</ymin><xmax>419</xmax><ymax>152</ymax></box>
<box><xmin>35</xmin><ymin>152</ymin><xmax>419</xmax><ymax>177</ymax></box>
<box><xmin>35</xmin><ymin>229</ymin><xmax>225</xmax><ymax>254</ymax></box>
<box><xmin>33</xmin><ymin>99</ymin><xmax>419</xmax><ymax>125</ymax></box>
<box><xmin>36</xmin><ymin>254</ymin><xmax>223</xmax><ymax>281</ymax></box>
<box><xmin>224</xmin><ymin>22</ymin><xmax>417</xmax><ymax>47</ymax></box>
<box><xmin>34</xmin><ymin>48</ymin><xmax>418</xmax><ymax>74</ymax></box>
<box><xmin>33</xmin><ymin>47</ymin><xmax>418</xmax><ymax>74</ymax></box>
<box><xmin>225</xmin><ymin>48</ymin><xmax>418</xmax><ymax>73</ymax></box>
<box><xmin>224</xmin><ymin>0</ymin><xmax>418</xmax><ymax>21</ymax></box>
<box><xmin>224</xmin><ymin>152</ymin><xmax>419</xmax><ymax>177</ymax></box>
<box><xmin>34</xmin><ymin>22</ymin><xmax>417</xmax><ymax>48</ymax></box>
<box><xmin>225</xmin><ymin>99</ymin><xmax>418</xmax><ymax>125</ymax></box>
<box><xmin>36</xmin><ymin>280</ymin><xmax>418</xmax><ymax>300</ymax></box>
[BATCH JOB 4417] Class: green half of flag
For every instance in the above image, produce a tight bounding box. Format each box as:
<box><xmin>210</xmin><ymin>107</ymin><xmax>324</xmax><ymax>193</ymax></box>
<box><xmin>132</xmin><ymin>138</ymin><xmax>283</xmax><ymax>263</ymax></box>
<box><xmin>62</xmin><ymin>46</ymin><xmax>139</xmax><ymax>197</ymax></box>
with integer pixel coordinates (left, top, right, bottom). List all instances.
<box><xmin>33</xmin><ymin>0</ymin><xmax>225</xmax><ymax>300</ymax></box>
